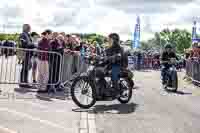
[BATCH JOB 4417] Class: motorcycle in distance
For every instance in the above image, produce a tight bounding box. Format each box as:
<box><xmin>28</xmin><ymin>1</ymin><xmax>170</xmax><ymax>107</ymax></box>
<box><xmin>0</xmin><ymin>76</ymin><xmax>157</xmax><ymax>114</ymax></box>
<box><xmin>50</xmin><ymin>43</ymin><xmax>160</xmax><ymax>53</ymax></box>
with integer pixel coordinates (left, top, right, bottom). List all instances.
<box><xmin>163</xmin><ymin>58</ymin><xmax>178</xmax><ymax>92</ymax></box>
<box><xmin>71</xmin><ymin>54</ymin><xmax>135</xmax><ymax>109</ymax></box>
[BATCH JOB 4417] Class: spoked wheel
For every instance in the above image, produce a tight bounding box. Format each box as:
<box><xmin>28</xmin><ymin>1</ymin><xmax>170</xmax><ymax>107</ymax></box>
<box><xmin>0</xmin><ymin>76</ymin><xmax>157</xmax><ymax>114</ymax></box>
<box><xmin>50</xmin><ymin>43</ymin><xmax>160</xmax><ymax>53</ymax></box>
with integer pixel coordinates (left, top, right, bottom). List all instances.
<box><xmin>118</xmin><ymin>78</ymin><xmax>133</xmax><ymax>104</ymax></box>
<box><xmin>71</xmin><ymin>76</ymin><xmax>96</xmax><ymax>109</ymax></box>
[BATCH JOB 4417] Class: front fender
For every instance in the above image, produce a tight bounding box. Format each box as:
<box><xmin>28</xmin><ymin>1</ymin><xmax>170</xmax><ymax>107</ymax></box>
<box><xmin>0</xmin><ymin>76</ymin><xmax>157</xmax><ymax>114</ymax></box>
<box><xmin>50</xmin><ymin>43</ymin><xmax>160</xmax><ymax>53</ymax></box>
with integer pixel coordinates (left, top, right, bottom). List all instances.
<box><xmin>123</xmin><ymin>78</ymin><xmax>134</xmax><ymax>89</ymax></box>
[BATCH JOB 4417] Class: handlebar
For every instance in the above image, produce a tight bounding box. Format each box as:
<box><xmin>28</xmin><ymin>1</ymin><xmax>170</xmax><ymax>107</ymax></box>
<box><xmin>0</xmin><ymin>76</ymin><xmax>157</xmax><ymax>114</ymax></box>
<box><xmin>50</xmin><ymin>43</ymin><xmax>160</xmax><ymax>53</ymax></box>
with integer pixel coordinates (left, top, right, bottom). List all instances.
<box><xmin>84</xmin><ymin>53</ymin><xmax>122</xmax><ymax>65</ymax></box>
<box><xmin>161</xmin><ymin>58</ymin><xmax>177</xmax><ymax>64</ymax></box>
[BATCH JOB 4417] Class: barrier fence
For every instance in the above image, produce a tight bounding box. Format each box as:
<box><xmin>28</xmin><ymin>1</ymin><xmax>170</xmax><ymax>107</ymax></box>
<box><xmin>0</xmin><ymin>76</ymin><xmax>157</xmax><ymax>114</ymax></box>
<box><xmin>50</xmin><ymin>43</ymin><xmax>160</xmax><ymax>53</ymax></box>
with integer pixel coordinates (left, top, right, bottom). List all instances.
<box><xmin>0</xmin><ymin>46</ymin><xmax>88</xmax><ymax>89</ymax></box>
<box><xmin>186</xmin><ymin>58</ymin><xmax>200</xmax><ymax>84</ymax></box>
<box><xmin>128</xmin><ymin>56</ymin><xmax>160</xmax><ymax>70</ymax></box>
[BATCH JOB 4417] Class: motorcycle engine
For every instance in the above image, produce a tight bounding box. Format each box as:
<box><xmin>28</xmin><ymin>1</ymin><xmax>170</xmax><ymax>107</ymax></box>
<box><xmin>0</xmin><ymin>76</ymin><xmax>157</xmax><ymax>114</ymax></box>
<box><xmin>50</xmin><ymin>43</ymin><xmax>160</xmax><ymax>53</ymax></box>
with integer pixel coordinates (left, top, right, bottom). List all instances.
<box><xmin>96</xmin><ymin>78</ymin><xmax>112</xmax><ymax>96</ymax></box>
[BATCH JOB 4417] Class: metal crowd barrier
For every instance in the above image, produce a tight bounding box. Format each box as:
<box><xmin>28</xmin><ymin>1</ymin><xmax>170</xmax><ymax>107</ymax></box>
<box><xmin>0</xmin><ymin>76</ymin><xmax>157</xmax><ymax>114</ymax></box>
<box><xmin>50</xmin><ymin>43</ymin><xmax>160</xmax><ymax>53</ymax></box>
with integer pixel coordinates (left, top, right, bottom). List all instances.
<box><xmin>61</xmin><ymin>53</ymin><xmax>88</xmax><ymax>88</ymax></box>
<box><xmin>128</xmin><ymin>56</ymin><xmax>160</xmax><ymax>70</ymax></box>
<box><xmin>0</xmin><ymin>46</ymin><xmax>88</xmax><ymax>89</ymax></box>
<box><xmin>185</xmin><ymin>58</ymin><xmax>200</xmax><ymax>84</ymax></box>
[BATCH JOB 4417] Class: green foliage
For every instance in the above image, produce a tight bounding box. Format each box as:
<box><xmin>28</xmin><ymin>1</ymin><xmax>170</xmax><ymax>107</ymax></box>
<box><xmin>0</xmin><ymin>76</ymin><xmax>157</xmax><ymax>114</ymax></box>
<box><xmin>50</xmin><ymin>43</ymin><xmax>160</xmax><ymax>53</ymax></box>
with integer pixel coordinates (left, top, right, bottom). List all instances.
<box><xmin>159</xmin><ymin>28</ymin><xmax>191</xmax><ymax>53</ymax></box>
<box><xmin>0</xmin><ymin>34</ymin><xmax>6</xmax><ymax>41</ymax></box>
<box><xmin>139</xmin><ymin>28</ymin><xmax>192</xmax><ymax>53</ymax></box>
<box><xmin>0</xmin><ymin>29</ymin><xmax>191</xmax><ymax>54</ymax></box>
<box><xmin>0</xmin><ymin>33</ymin><xmax>19</xmax><ymax>41</ymax></box>
<box><xmin>72</xmin><ymin>33</ymin><xmax>106</xmax><ymax>45</ymax></box>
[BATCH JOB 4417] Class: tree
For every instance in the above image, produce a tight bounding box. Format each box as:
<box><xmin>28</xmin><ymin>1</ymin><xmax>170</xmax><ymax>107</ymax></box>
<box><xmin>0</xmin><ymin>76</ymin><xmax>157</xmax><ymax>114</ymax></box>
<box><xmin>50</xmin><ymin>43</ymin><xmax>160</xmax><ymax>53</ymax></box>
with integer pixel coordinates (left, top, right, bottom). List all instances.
<box><xmin>159</xmin><ymin>28</ymin><xmax>191</xmax><ymax>53</ymax></box>
<box><xmin>0</xmin><ymin>34</ymin><xmax>6</xmax><ymax>41</ymax></box>
<box><xmin>176</xmin><ymin>30</ymin><xmax>191</xmax><ymax>53</ymax></box>
<box><xmin>140</xmin><ymin>28</ymin><xmax>192</xmax><ymax>53</ymax></box>
<box><xmin>140</xmin><ymin>41</ymin><xmax>151</xmax><ymax>51</ymax></box>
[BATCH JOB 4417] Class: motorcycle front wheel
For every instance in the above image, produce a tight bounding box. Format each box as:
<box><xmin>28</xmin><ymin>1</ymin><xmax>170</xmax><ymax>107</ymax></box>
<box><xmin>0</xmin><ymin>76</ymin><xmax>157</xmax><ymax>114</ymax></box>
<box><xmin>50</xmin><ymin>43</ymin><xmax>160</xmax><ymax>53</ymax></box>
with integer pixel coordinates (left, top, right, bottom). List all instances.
<box><xmin>71</xmin><ymin>76</ymin><xmax>97</xmax><ymax>109</ymax></box>
<box><xmin>118</xmin><ymin>78</ymin><xmax>133</xmax><ymax>104</ymax></box>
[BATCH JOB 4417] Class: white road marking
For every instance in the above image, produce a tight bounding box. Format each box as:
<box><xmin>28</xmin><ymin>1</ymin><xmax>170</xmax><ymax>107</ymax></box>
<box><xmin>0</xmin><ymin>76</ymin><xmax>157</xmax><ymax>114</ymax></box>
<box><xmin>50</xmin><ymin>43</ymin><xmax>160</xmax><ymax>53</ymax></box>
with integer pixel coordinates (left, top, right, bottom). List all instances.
<box><xmin>0</xmin><ymin>125</ymin><xmax>18</xmax><ymax>133</ymax></box>
<box><xmin>80</xmin><ymin>111</ymin><xmax>88</xmax><ymax>133</ymax></box>
<box><xmin>88</xmin><ymin>113</ymin><xmax>96</xmax><ymax>133</ymax></box>
<box><xmin>0</xmin><ymin>108</ymin><xmax>69</xmax><ymax>131</ymax></box>
<box><xmin>80</xmin><ymin>111</ymin><xmax>96</xmax><ymax>133</ymax></box>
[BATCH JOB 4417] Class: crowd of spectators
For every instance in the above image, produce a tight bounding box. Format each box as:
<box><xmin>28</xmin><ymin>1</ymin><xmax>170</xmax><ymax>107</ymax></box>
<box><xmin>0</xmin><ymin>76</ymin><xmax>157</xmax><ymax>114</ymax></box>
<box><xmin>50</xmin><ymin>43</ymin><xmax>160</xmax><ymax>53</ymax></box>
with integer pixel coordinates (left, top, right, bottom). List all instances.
<box><xmin>1</xmin><ymin>24</ymin><xmax>188</xmax><ymax>93</ymax></box>
<box><xmin>15</xmin><ymin>24</ymin><xmax>104</xmax><ymax>93</ymax></box>
<box><xmin>128</xmin><ymin>51</ymin><xmax>161</xmax><ymax>70</ymax></box>
<box><xmin>0</xmin><ymin>40</ymin><xmax>16</xmax><ymax>57</ymax></box>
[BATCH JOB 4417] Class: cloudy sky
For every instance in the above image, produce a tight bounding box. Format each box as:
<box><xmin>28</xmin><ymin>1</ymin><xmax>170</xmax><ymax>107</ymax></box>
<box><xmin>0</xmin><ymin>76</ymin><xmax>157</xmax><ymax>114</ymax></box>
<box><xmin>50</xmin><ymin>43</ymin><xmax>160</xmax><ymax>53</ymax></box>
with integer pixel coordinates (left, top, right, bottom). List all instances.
<box><xmin>0</xmin><ymin>0</ymin><xmax>199</xmax><ymax>40</ymax></box>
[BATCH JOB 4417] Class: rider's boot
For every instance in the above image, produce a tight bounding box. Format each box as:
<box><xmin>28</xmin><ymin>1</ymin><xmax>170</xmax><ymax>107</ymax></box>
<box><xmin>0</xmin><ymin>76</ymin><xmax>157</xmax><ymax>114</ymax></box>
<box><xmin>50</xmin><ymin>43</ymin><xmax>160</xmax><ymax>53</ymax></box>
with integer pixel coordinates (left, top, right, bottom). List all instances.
<box><xmin>162</xmin><ymin>83</ymin><xmax>167</xmax><ymax>90</ymax></box>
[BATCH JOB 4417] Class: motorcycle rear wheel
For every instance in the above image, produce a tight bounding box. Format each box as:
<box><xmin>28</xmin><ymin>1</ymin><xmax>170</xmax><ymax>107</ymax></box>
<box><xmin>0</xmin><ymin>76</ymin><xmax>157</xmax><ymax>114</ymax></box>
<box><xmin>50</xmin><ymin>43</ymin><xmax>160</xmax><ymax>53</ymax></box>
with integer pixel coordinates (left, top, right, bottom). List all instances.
<box><xmin>118</xmin><ymin>78</ymin><xmax>133</xmax><ymax>104</ymax></box>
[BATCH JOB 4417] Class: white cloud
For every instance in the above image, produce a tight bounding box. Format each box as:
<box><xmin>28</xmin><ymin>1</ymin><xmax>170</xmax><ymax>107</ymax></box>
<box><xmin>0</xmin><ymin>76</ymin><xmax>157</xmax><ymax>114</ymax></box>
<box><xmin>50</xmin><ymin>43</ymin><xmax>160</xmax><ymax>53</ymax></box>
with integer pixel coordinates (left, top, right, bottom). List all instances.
<box><xmin>0</xmin><ymin>0</ymin><xmax>198</xmax><ymax>41</ymax></box>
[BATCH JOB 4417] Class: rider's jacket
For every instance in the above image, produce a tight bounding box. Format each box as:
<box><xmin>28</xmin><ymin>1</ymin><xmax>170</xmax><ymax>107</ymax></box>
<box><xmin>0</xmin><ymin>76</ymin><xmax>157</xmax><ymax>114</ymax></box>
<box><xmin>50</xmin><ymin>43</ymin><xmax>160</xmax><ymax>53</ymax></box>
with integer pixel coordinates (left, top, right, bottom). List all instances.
<box><xmin>105</xmin><ymin>45</ymin><xmax>123</xmax><ymax>56</ymax></box>
<box><xmin>105</xmin><ymin>45</ymin><xmax>128</xmax><ymax>68</ymax></box>
<box><xmin>161</xmin><ymin>51</ymin><xmax>178</xmax><ymax>67</ymax></box>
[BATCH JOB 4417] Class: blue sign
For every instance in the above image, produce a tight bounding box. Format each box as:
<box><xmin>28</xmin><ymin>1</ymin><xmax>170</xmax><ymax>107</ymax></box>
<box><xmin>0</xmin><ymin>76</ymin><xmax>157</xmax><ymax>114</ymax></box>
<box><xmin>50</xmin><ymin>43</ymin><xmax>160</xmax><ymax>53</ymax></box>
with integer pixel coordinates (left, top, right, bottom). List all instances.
<box><xmin>132</xmin><ymin>16</ymin><xmax>140</xmax><ymax>49</ymax></box>
<box><xmin>192</xmin><ymin>21</ymin><xmax>197</xmax><ymax>44</ymax></box>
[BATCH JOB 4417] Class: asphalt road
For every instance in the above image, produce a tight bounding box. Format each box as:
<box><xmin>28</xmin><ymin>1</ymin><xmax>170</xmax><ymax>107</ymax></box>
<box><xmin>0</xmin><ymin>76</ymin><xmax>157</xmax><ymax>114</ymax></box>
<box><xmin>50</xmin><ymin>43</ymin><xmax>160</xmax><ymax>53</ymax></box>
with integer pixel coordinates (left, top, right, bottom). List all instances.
<box><xmin>92</xmin><ymin>70</ymin><xmax>200</xmax><ymax>133</ymax></box>
<box><xmin>0</xmin><ymin>86</ymin><xmax>80</xmax><ymax>133</ymax></box>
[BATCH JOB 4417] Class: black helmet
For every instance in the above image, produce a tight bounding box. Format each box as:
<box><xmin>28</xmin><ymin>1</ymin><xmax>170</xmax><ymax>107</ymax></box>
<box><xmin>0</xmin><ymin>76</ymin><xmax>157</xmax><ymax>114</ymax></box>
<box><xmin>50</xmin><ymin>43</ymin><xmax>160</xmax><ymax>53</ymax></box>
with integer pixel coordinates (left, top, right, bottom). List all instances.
<box><xmin>164</xmin><ymin>43</ymin><xmax>172</xmax><ymax>49</ymax></box>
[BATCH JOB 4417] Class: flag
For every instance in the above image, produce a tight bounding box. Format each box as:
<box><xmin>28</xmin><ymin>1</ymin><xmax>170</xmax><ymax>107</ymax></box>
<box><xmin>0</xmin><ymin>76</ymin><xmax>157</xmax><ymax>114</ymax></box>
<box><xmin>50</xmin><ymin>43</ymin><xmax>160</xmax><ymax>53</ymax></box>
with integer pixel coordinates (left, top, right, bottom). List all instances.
<box><xmin>192</xmin><ymin>21</ymin><xmax>197</xmax><ymax>43</ymax></box>
<box><xmin>132</xmin><ymin>16</ymin><xmax>140</xmax><ymax>49</ymax></box>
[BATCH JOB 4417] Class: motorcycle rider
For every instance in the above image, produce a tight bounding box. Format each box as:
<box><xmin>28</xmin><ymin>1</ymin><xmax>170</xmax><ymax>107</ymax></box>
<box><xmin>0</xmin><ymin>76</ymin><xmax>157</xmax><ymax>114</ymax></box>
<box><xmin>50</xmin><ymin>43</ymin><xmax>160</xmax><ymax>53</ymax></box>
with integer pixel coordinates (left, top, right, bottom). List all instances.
<box><xmin>95</xmin><ymin>33</ymin><xmax>125</xmax><ymax>98</ymax></box>
<box><xmin>160</xmin><ymin>43</ymin><xmax>178</xmax><ymax>89</ymax></box>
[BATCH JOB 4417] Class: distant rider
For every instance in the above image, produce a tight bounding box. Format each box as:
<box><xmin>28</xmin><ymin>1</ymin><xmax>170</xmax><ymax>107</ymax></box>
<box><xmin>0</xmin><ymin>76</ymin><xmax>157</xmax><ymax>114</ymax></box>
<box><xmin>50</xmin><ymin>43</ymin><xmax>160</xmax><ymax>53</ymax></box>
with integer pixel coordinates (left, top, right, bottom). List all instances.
<box><xmin>160</xmin><ymin>44</ymin><xmax>178</xmax><ymax>88</ymax></box>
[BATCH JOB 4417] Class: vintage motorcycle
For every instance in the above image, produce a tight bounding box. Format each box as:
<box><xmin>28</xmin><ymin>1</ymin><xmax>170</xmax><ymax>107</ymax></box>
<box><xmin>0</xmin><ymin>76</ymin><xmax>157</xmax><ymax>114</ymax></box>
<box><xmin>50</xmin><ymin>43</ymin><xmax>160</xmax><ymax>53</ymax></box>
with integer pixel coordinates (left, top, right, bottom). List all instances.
<box><xmin>162</xmin><ymin>58</ymin><xmax>178</xmax><ymax>92</ymax></box>
<box><xmin>71</xmin><ymin>54</ymin><xmax>134</xmax><ymax>109</ymax></box>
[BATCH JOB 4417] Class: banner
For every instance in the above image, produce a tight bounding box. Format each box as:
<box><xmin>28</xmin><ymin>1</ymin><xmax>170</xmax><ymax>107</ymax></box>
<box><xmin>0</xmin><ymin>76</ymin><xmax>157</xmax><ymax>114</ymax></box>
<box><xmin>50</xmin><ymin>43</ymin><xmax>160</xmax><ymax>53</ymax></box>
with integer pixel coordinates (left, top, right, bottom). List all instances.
<box><xmin>132</xmin><ymin>16</ymin><xmax>140</xmax><ymax>49</ymax></box>
<box><xmin>192</xmin><ymin>21</ymin><xmax>197</xmax><ymax>41</ymax></box>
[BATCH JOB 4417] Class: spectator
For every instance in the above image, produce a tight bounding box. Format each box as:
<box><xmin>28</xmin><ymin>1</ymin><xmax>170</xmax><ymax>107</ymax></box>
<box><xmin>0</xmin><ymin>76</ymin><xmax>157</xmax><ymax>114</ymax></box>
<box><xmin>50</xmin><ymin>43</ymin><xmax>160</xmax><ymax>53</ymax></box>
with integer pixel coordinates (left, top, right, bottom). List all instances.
<box><xmin>185</xmin><ymin>52</ymin><xmax>190</xmax><ymax>59</ymax></box>
<box><xmin>37</xmin><ymin>31</ymin><xmax>52</xmax><ymax>93</ymax></box>
<box><xmin>60</xmin><ymin>32</ymin><xmax>65</xmax><ymax>37</ymax></box>
<box><xmin>137</xmin><ymin>52</ymin><xmax>142</xmax><ymax>70</ymax></box>
<box><xmin>19</xmin><ymin>24</ymin><xmax>35</xmax><ymax>88</ymax></box>
<box><xmin>49</xmin><ymin>34</ymin><xmax>64</xmax><ymax>91</ymax></box>
<box><xmin>2</xmin><ymin>40</ymin><xmax>9</xmax><ymax>58</ymax></box>
<box><xmin>31</xmin><ymin>32</ymin><xmax>40</xmax><ymax>84</ymax></box>
<box><xmin>52</xmin><ymin>32</ymin><xmax>58</xmax><ymax>40</ymax></box>
<box><xmin>0</xmin><ymin>41</ymin><xmax>2</xmax><ymax>56</ymax></box>
<box><xmin>67</xmin><ymin>36</ymin><xmax>78</xmax><ymax>51</ymax></box>
<box><xmin>74</xmin><ymin>41</ymin><xmax>87</xmax><ymax>52</ymax></box>
<box><xmin>64</xmin><ymin>34</ymin><xmax>70</xmax><ymax>49</ymax></box>
<box><xmin>93</xmin><ymin>41</ymin><xmax>101</xmax><ymax>56</ymax></box>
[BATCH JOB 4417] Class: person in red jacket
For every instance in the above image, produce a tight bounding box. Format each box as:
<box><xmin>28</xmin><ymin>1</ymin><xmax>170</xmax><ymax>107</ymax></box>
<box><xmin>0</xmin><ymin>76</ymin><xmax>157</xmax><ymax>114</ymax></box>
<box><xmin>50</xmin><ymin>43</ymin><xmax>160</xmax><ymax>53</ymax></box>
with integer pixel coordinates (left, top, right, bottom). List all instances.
<box><xmin>37</xmin><ymin>30</ymin><xmax>52</xmax><ymax>93</ymax></box>
<box><xmin>48</xmin><ymin>34</ymin><xmax>64</xmax><ymax>91</ymax></box>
